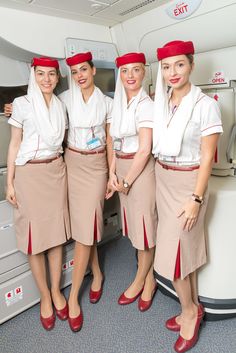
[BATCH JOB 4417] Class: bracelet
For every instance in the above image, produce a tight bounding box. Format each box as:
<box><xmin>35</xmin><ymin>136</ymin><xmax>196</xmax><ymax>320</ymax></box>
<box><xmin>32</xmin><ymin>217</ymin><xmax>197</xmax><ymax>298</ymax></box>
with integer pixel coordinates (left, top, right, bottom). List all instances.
<box><xmin>191</xmin><ymin>193</ymin><xmax>204</xmax><ymax>205</ymax></box>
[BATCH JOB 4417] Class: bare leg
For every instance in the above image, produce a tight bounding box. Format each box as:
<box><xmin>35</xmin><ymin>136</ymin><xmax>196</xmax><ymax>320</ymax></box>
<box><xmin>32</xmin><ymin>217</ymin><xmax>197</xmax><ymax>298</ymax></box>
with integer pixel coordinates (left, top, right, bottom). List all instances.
<box><xmin>47</xmin><ymin>245</ymin><xmax>66</xmax><ymax>310</ymax></box>
<box><xmin>141</xmin><ymin>264</ymin><xmax>156</xmax><ymax>300</ymax></box>
<box><xmin>68</xmin><ymin>242</ymin><xmax>91</xmax><ymax>318</ymax></box>
<box><xmin>189</xmin><ymin>271</ymin><xmax>199</xmax><ymax>305</ymax></box>
<box><xmin>125</xmin><ymin>247</ymin><xmax>155</xmax><ymax>298</ymax></box>
<box><xmin>89</xmin><ymin>245</ymin><xmax>103</xmax><ymax>291</ymax></box>
<box><xmin>172</xmin><ymin>274</ymin><xmax>198</xmax><ymax>340</ymax></box>
<box><xmin>28</xmin><ymin>253</ymin><xmax>52</xmax><ymax>318</ymax></box>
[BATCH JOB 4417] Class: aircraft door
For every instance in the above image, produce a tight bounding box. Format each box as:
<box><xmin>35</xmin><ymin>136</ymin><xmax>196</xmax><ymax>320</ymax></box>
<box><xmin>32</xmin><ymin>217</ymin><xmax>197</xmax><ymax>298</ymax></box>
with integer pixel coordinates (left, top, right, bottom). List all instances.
<box><xmin>202</xmin><ymin>88</ymin><xmax>236</xmax><ymax>176</ymax></box>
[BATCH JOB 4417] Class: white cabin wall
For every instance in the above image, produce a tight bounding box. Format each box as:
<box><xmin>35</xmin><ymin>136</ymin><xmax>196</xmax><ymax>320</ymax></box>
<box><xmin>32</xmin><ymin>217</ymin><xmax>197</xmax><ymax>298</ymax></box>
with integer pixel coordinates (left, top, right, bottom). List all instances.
<box><xmin>150</xmin><ymin>45</ymin><xmax>236</xmax><ymax>95</ymax></box>
<box><xmin>110</xmin><ymin>0</ymin><xmax>236</xmax><ymax>61</ymax></box>
<box><xmin>0</xmin><ymin>54</ymin><xmax>29</xmax><ymax>86</ymax></box>
<box><xmin>0</xmin><ymin>7</ymin><xmax>112</xmax><ymax>59</ymax></box>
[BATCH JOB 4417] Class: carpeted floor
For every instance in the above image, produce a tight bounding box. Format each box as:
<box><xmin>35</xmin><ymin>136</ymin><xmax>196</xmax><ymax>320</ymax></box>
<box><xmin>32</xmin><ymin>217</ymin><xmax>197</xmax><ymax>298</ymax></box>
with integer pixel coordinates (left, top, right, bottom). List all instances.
<box><xmin>0</xmin><ymin>237</ymin><xmax>236</xmax><ymax>353</ymax></box>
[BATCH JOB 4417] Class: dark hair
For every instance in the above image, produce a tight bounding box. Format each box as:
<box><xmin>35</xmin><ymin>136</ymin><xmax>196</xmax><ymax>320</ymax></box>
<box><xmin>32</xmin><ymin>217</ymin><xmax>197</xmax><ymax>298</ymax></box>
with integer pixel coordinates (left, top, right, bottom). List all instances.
<box><xmin>186</xmin><ymin>54</ymin><xmax>194</xmax><ymax>65</ymax></box>
<box><xmin>87</xmin><ymin>60</ymin><xmax>94</xmax><ymax>68</ymax></box>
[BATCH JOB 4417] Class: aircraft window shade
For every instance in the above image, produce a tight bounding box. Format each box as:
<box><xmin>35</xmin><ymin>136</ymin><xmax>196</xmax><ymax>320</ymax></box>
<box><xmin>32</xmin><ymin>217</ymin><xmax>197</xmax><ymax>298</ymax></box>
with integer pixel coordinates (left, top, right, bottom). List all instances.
<box><xmin>0</xmin><ymin>85</ymin><xmax>28</xmax><ymax>113</ymax></box>
<box><xmin>94</xmin><ymin>68</ymin><xmax>115</xmax><ymax>93</ymax></box>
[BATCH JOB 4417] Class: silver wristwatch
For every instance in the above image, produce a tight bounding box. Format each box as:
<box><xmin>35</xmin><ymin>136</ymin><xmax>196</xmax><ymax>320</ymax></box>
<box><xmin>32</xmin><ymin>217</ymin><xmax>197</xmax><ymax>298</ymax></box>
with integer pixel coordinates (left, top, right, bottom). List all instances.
<box><xmin>123</xmin><ymin>180</ymin><xmax>130</xmax><ymax>189</ymax></box>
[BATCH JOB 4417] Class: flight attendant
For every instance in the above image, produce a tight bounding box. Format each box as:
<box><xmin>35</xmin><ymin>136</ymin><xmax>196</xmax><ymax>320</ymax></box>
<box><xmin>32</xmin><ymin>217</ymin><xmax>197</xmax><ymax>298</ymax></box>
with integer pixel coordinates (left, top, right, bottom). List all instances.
<box><xmin>60</xmin><ymin>52</ymin><xmax>113</xmax><ymax>332</ymax></box>
<box><xmin>108</xmin><ymin>53</ymin><xmax>158</xmax><ymax>311</ymax></box>
<box><xmin>152</xmin><ymin>41</ymin><xmax>223</xmax><ymax>352</ymax></box>
<box><xmin>6</xmin><ymin>57</ymin><xmax>71</xmax><ymax>330</ymax></box>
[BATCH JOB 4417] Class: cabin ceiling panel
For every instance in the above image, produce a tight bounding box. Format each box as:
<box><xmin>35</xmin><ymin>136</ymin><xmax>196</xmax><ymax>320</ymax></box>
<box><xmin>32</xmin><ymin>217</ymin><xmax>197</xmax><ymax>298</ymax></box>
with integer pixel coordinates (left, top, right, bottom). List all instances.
<box><xmin>32</xmin><ymin>0</ymin><xmax>109</xmax><ymax>16</ymax></box>
<box><xmin>0</xmin><ymin>0</ymin><xmax>172</xmax><ymax>25</ymax></box>
<box><xmin>90</xmin><ymin>0</ymin><xmax>119</xmax><ymax>4</ymax></box>
<box><xmin>95</xmin><ymin>0</ymin><xmax>171</xmax><ymax>19</ymax></box>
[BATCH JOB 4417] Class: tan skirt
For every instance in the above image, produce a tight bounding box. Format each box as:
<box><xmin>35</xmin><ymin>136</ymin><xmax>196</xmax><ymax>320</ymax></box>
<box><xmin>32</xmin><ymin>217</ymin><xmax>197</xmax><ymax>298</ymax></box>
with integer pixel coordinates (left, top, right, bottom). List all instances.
<box><xmin>64</xmin><ymin>148</ymin><xmax>108</xmax><ymax>245</ymax></box>
<box><xmin>14</xmin><ymin>156</ymin><xmax>71</xmax><ymax>255</ymax></box>
<box><xmin>116</xmin><ymin>156</ymin><xmax>157</xmax><ymax>250</ymax></box>
<box><xmin>154</xmin><ymin>161</ymin><xmax>209</xmax><ymax>281</ymax></box>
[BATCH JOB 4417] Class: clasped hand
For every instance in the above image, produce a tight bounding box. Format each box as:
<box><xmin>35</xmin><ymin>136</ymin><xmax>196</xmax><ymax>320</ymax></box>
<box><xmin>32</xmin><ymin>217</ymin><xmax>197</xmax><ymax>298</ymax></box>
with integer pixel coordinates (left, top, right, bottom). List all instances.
<box><xmin>105</xmin><ymin>172</ymin><xmax>129</xmax><ymax>199</ymax></box>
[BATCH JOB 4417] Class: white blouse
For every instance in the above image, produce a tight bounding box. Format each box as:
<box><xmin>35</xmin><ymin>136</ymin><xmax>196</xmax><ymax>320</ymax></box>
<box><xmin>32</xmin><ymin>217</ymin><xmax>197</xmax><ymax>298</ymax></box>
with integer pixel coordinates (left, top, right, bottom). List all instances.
<box><xmin>156</xmin><ymin>94</ymin><xmax>223</xmax><ymax>165</ymax></box>
<box><xmin>59</xmin><ymin>90</ymin><xmax>113</xmax><ymax>150</ymax></box>
<box><xmin>8</xmin><ymin>95</ymin><xmax>68</xmax><ymax>166</ymax></box>
<box><xmin>119</xmin><ymin>91</ymin><xmax>154</xmax><ymax>153</ymax></box>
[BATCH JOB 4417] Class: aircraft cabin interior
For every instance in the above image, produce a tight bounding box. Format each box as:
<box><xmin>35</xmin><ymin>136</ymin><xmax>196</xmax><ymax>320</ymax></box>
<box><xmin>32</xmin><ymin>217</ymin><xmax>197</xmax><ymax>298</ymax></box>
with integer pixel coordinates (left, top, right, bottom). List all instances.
<box><xmin>0</xmin><ymin>1</ymin><xmax>236</xmax><ymax>353</ymax></box>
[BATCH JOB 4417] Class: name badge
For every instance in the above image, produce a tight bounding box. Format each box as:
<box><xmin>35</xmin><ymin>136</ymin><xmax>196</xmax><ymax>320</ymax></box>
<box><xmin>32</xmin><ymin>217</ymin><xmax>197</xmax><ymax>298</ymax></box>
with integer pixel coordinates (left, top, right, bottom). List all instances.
<box><xmin>86</xmin><ymin>137</ymin><xmax>102</xmax><ymax>150</ymax></box>
<box><xmin>113</xmin><ymin>139</ymin><xmax>122</xmax><ymax>151</ymax></box>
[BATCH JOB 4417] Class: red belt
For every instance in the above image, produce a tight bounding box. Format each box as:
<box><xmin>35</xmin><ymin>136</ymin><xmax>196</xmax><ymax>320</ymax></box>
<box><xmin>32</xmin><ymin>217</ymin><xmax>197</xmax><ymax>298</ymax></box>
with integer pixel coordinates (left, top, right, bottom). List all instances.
<box><xmin>68</xmin><ymin>147</ymin><xmax>105</xmax><ymax>155</ymax></box>
<box><xmin>27</xmin><ymin>155</ymin><xmax>61</xmax><ymax>164</ymax></box>
<box><xmin>116</xmin><ymin>153</ymin><xmax>136</xmax><ymax>160</ymax></box>
<box><xmin>157</xmin><ymin>160</ymin><xmax>199</xmax><ymax>171</ymax></box>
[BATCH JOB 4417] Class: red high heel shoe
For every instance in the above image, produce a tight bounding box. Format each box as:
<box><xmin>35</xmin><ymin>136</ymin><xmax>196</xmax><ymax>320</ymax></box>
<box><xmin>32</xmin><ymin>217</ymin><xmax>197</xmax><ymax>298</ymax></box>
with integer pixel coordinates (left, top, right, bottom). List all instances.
<box><xmin>55</xmin><ymin>301</ymin><xmax>69</xmax><ymax>320</ymax></box>
<box><xmin>174</xmin><ymin>305</ymin><xmax>205</xmax><ymax>353</ymax></box>
<box><xmin>89</xmin><ymin>278</ymin><xmax>104</xmax><ymax>304</ymax></box>
<box><xmin>118</xmin><ymin>287</ymin><xmax>144</xmax><ymax>305</ymax></box>
<box><xmin>166</xmin><ymin>303</ymin><xmax>205</xmax><ymax>332</ymax></box>
<box><xmin>138</xmin><ymin>283</ymin><xmax>158</xmax><ymax>312</ymax></box>
<box><xmin>166</xmin><ymin>315</ymin><xmax>181</xmax><ymax>332</ymax></box>
<box><xmin>68</xmin><ymin>309</ymin><xmax>83</xmax><ymax>332</ymax></box>
<box><xmin>40</xmin><ymin>304</ymin><xmax>55</xmax><ymax>331</ymax></box>
<box><xmin>198</xmin><ymin>303</ymin><xmax>205</xmax><ymax>318</ymax></box>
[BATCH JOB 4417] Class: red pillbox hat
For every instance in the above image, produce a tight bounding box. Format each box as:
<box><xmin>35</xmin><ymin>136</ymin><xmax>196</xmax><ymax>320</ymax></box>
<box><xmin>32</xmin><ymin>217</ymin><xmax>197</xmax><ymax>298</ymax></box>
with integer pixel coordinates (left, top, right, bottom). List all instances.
<box><xmin>157</xmin><ymin>40</ymin><xmax>194</xmax><ymax>61</ymax></box>
<box><xmin>66</xmin><ymin>52</ymin><xmax>93</xmax><ymax>66</ymax></box>
<box><xmin>115</xmin><ymin>52</ymin><xmax>146</xmax><ymax>68</ymax></box>
<box><xmin>31</xmin><ymin>57</ymin><xmax>59</xmax><ymax>69</ymax></box>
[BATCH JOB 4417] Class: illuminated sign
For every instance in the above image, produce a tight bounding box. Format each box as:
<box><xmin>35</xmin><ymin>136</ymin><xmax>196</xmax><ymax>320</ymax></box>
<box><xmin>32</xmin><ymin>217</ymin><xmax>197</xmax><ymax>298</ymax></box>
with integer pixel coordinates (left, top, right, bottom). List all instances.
<box><xmin>166</xmin><ymin>0</ymin><xmax>203</xmax><ymax>20</ymax></box>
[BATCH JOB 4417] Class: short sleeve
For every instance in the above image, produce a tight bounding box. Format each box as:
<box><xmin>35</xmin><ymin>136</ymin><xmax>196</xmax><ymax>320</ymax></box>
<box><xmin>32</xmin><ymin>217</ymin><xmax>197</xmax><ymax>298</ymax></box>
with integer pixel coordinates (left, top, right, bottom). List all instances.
<box><xmin>8</xmin><ymin>98</ymin><xmax>24</xmax><ymax>128</ymax></box>
<box><xmin>105</xmin><ymin>96</ymin><xmax>113</xmax><ymax>124</ymax></box>
<box><xmin>137</xmin><ymin>97</ymin><xmax>154</xmax><ymax>129</ymax></box>
<box><xmin>200</xmin><ymin>97</ymin><xmax>223</xmax><ymax>137</ymax></box>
